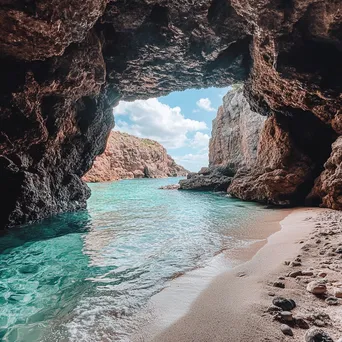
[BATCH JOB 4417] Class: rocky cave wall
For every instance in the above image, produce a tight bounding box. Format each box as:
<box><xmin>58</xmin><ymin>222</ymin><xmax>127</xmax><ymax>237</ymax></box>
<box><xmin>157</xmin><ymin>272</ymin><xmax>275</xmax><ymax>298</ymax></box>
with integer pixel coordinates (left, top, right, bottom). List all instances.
<box><xmin>0</xmin><ymin>0</ymin><xmax>341</xmax><ymax>227</ymax></box>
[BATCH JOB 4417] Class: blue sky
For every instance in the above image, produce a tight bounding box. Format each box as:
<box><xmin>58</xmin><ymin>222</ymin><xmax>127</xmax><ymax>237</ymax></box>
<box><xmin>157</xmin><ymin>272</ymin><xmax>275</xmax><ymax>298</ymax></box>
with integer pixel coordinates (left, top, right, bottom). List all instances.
<box><xmin>113</xmin><ymin>86</ymin><xmax>231</xmax><ymax>171</ymax></box>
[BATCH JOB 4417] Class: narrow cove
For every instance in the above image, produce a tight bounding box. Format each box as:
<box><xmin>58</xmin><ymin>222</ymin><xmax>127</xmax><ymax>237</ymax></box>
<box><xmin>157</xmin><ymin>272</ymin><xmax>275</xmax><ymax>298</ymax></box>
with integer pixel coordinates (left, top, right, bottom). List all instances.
<box><xmin>0</xmin><ymin>177</ymin><xmax>284</xmax><ymax>342</ymax></box>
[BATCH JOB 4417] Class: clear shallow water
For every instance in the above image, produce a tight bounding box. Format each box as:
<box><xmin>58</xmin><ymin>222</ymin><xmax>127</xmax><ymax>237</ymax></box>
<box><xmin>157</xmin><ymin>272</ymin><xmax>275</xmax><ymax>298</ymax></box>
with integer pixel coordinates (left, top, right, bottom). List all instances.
<box><xmin>0</xmin><ymin>178</ymin><xmax>271</xmax><ymax>342</ymax></box>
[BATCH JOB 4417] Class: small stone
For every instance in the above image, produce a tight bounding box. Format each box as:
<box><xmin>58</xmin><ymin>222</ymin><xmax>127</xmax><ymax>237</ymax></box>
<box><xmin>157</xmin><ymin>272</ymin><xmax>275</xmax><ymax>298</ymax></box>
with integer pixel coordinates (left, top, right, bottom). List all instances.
<box><xmin>236</xmin><ymin>272</ymin><xmax>246</xmax><ymax>277</ymax></box>
<box><xmin>279</xmin><ymin>311</ymin><xmax>293</xmax><ymax>322</ymax></box>
<box><xmin>314</xmin><ymin>319</ymin><xmax>325</xmax><ymax>327</ymax></box>
<box><xmin>334</xmin><ymin>287</ymin><xmax>342</xmax><ymax>298</ymax></box>
<box><xmin>266</xmin><ymin>305</ymin><xmax>281</xmax><ymax>314</ymax></box>
<box><xmin>302</xmin><ymin>271</ymin><xmax>314</xmax><ymax>276</ymax></box>
<box><xmin>319</xmin><ymin>272</ymin><xmax>327</xmax><ymax>278</ymax></box>
<box><xmin>278</xmin><ymin>276</ymin><xmax>285</xmax><ymax>280</ymax></box>
<box><xmin>316</xmin><ymin>239</ymin><xmax>322</xmax><ymax>244</ymax></box>
<box><xmin>289</xmin><ymin>270</ymin><xmax>302</xmax><ymax>278</ymax></box>
<box><xmin>305</xmin><ymin>328</ymin><xmax>334</xmax><ymax>342</ymax></box>
<box><xmin>291</xmin><ymin>261</ymin><xmax>302</xmax><ymax>267</ymax></box>
<box><xmin>295</xmin><ymin>317</ymin><xmax>310</xmax><ymax>329</ymax></box>
<box><xmin>284</xmin><ymin>261</ymin><xmax>290</xmax><ymax>266</ymax></box>
<box><xmin>272</xmin><ymin>297</ymin><xmax>296</xmax><ymax>311</ymax></box>
<box><xmin>268</xmin><ymin>292</ymin><xmax>276</xmax><ymax>297</ymax></box>
<box><xmin>307</xmin><ymin>281</ymin><xmax>327</xmax><ymax>295</ymax></box>
<box><xmin>325</xmin><ymin>297</ymin><xmax>339</xmax><ymax>305</ymax></box>
<box><xmin>273</xmin><ymin>281</ymin><xmax>285</xmax><ymax>289</ymax></box>
<box><xmin>335</xmin><ymin>247</ymin><xmax>342</xmax><ymax>254</ymax></box>
<box><xmin>280</xmin><ymin>324</ymin><xmax>293</xmax><ymax>336</ymax></box>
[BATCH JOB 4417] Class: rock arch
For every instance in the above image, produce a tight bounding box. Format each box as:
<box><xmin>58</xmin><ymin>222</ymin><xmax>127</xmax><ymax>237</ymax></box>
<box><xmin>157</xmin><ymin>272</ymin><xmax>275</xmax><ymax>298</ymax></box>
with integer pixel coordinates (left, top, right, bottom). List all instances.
<box><xmin>0</xmin><ymin>0</ymin><xmax>341</xmax><ymax>227</ymax></box>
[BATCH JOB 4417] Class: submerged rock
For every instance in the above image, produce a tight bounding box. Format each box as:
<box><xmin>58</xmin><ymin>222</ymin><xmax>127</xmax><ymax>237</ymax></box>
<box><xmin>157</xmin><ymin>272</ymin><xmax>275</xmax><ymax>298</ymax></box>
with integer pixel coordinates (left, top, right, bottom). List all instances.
<box><xmin>159</xmin><ymin>184</ymin><xmax>180</xmax><ymax>190</ymax></box>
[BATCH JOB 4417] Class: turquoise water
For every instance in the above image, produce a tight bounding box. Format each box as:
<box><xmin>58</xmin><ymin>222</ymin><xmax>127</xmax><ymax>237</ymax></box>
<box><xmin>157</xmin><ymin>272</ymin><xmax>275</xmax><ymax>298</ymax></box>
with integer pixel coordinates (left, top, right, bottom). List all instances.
<box><xmin>0</xmin><ymin>178</ymin><xmax>270</xmax><ymax>342</ymax></box>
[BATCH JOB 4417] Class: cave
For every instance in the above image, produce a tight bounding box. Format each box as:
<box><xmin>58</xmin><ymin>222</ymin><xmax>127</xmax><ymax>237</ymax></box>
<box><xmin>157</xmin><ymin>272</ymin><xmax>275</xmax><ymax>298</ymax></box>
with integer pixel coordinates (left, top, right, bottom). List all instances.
<box><xmin>1</xmin><ymin>0</ymin><xmax>342</xmax><ymax>228</ymax></box>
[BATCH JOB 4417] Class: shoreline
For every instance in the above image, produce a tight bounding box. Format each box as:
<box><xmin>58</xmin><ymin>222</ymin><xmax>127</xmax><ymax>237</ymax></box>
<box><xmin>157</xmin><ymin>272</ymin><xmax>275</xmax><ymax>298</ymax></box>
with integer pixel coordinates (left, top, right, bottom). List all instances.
<box><xmin>133</xmin><ymin>208</ymin><xmax>342</xmax><ymax>342</ymax></box>
<box><xmin>132</xmin><ymin>207</ymin><xmax>291</xmax><ymax>341</ymax></box>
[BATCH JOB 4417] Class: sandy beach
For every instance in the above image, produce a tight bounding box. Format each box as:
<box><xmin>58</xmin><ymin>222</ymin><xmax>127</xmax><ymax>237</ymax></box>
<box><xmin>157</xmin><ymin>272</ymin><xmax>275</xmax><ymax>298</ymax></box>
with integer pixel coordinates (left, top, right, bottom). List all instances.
<box><xmin>134</xmin><ymin>208</ymin><xmax>342</xmax><ymax>342</ymax></box>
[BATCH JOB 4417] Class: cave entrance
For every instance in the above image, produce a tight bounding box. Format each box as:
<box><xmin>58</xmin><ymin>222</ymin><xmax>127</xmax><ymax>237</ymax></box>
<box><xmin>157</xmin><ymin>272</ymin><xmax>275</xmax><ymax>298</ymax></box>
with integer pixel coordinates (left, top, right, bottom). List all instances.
<box><xmin>108</xmin><ymin>87</ymin><xmax>231</xmax><ymax>174</ymax></box>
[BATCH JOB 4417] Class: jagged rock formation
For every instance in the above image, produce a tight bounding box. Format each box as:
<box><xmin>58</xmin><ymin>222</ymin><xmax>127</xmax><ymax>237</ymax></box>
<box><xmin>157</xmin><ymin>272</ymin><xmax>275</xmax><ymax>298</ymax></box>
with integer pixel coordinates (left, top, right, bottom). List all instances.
<box><xmin>179</xmin><ymin>87</ymin><xmax>264</xmax><ymax>192</ymax></box>
<box><xmin>1</xmin><ymin>0</ymin><xmax>342</xmax><ymax>227</ymax></box>
<box><xmin>228</xmin><ymin>113</ymin><xmax>335</xmax><ymax>206</ymax></box>
<box><xmin>307</xmin><ymin>137</ymin><xmax>342</xmax><ymax>209</ymax></box>
<box><xmin>83</xmin><ymin>131</ymin><xmax>188</xmax><ymax>182</ymax></box>
<box><xmin>179</xmin><ymin>167</ymin><xmax>233</xmax><ymax>191</ymax></box>
<box><xmin>209</xmin><ymin>87</ymin><xmax>266</xmax><ymax>171</ymax></box>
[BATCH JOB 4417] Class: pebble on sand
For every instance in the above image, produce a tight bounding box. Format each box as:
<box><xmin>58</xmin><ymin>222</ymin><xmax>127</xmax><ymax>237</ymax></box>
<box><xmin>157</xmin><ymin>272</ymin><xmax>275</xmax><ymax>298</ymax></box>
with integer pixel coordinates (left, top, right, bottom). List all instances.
<box><xmin>272</xmin><ymin>297</ymin><xmax>296</xmax><ymax>311</ymax></box>
<box><xmin>289</xmin><ymin>270</ymin><xmax>302</xmax><ymax>278</ymax></box>
<box><xmin>280</xmin><ymin>324</ymin><xmax>293</xmax><ymax>336</ymax></box>
<box><xmin>333</xmin><ymin>287</ymin><xmax>342</xmax><ymax>298</ymax></box>
<box><xmin>306</xmin><ymin>281</ymin><xmax>327</xmax><ymax>295</ymax></box>
<box><xmin>305</xmin><ymin>328</ymin><xmax>334</xmax><ymax>342</ymax></box>
<box><xmin>325</xmin><ymin>297</ymin><xmax>339</xmax><ymax>305</ymax></box>
<box><xmin>273</xmin><ymin>281</ymin><xmax>285</xmax><ymax>288</ymax></box>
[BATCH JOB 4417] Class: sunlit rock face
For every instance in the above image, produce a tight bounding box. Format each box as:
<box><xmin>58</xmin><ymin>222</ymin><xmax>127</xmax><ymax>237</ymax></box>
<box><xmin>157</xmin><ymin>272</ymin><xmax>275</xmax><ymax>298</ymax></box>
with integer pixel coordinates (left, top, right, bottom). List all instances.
<box><xmin>229</xmin><ymin>112</ymin><xmax>336</xmax><ymax>206</ymax></box>
<box><xmin>0</xmin><ymin>0</ymin><xmax>341</xmax><ymax>227</ymax></box>
<box><xmin>209</xmin><ymin>87</ymin><xmax>266</xmax><ymax>172</ymax></box>
<box><xmin>83</xmin><ymin>131</ymin><xmax>188</xmax><ymax>182</ymax></box>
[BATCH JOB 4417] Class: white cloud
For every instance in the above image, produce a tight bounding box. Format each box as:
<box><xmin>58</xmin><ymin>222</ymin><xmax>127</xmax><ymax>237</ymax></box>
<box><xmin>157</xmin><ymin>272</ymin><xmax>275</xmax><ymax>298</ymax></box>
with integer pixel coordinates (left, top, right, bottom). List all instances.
<box><xmin>196</xmin><ymin>98</ymin><xmax>216</xmax><ymax>112</ymax></box>
<box><xmin>191</xmin><ymin>132</ymin><xmax>210</xmax><ymax>149</ymax></box>
<box><xmin>173</xmin><ymin>153</ymin><xmax>209</xmax><ymax>172</ymax></box>
<box><xmin>113</xmin><ymin>98</ymin><xmax>207</xmax><ymax>149</ymax></box>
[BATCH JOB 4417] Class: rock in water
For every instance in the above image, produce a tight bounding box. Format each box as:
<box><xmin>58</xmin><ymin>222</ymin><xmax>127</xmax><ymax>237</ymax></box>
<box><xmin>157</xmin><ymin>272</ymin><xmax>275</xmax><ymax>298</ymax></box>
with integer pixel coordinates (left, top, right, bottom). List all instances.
<box><xmin>83</xmin><ymin>132</ymin><xmax>188</xmax><ymax>182</ymax></box>
<box><xmin>178</xmin><ymin>167</ymin><xmax>232</xmax><ymax>191</ymax></box>
<box><xmin>305</xmin><ymin>328</ymin><xmax>334</xmax><ymax>342</ymax></box>
<box><xmin>159</xmin><ymin>184</ymin><xmax>180</xmax><ymax>190</ymax></box>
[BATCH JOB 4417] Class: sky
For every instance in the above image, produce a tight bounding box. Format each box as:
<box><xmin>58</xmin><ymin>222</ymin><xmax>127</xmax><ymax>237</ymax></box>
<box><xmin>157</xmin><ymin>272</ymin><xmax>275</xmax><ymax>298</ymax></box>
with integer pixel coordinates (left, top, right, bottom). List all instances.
<box><xmin>113</xmin><ymin>86</ymin><xmax>231</xmax><ymax>172</ymax></box>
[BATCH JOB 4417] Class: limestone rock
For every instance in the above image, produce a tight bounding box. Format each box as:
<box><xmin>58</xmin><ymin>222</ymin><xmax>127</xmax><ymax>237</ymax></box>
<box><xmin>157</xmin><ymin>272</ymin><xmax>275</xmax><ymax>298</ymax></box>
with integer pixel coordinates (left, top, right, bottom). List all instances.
<box><xmin>209</xmin><ymin>87</ymin><xmax>266</xmax><ymax>172</ymax></box>
<box><xmin>83</xmin><ymin>131</ymin><xmax>188</xmax><ymax>182</ymax></box>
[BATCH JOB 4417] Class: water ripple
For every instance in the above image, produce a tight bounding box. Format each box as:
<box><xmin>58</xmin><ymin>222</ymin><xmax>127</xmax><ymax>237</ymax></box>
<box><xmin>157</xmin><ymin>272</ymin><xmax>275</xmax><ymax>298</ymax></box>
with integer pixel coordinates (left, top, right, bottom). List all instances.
<box><xmin>0</xmin><ymin>178</ymin><xmax>269</xmax><ymax>342</ymax></box>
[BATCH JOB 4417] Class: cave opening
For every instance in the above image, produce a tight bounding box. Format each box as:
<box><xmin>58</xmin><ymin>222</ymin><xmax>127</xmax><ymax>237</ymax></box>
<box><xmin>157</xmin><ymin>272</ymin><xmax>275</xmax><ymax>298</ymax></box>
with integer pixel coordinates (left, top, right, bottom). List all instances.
<box><xmin>280</xmin><ymin>110</ymin><xmax>337</xmax><ymax>205</ymax></box>
<box><xmin>101</xmin><ymin>86</ymin><xmax>232</xmax><ymax>175</ymax></box>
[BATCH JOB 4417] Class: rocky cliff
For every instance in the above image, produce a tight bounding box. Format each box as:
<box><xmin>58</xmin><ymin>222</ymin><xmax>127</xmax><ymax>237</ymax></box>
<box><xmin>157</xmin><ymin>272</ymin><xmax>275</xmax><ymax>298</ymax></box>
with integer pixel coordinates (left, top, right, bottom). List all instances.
<box><xmin>209</xmin><ymin>86</ymin><xmax>266</xmax><ymax>171</ymax></box>
<box><xmin>83</xmin><ymin>131</ymin><xmax>188</xmax><ymax>182</ymax></box>
<box><xmin>182</xmin><ymin>87</ymin><xmax>337</xmax><ymax>207</ymax></box>
<box><xmin>180</xmin><ymin>87</ymin><xmax>265</xmax><ymax>191</ymax></box>
<box><xmin>1</xmin><ymin>0</ymin><xmax>342</xmax><ymax>227</ymax></box>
